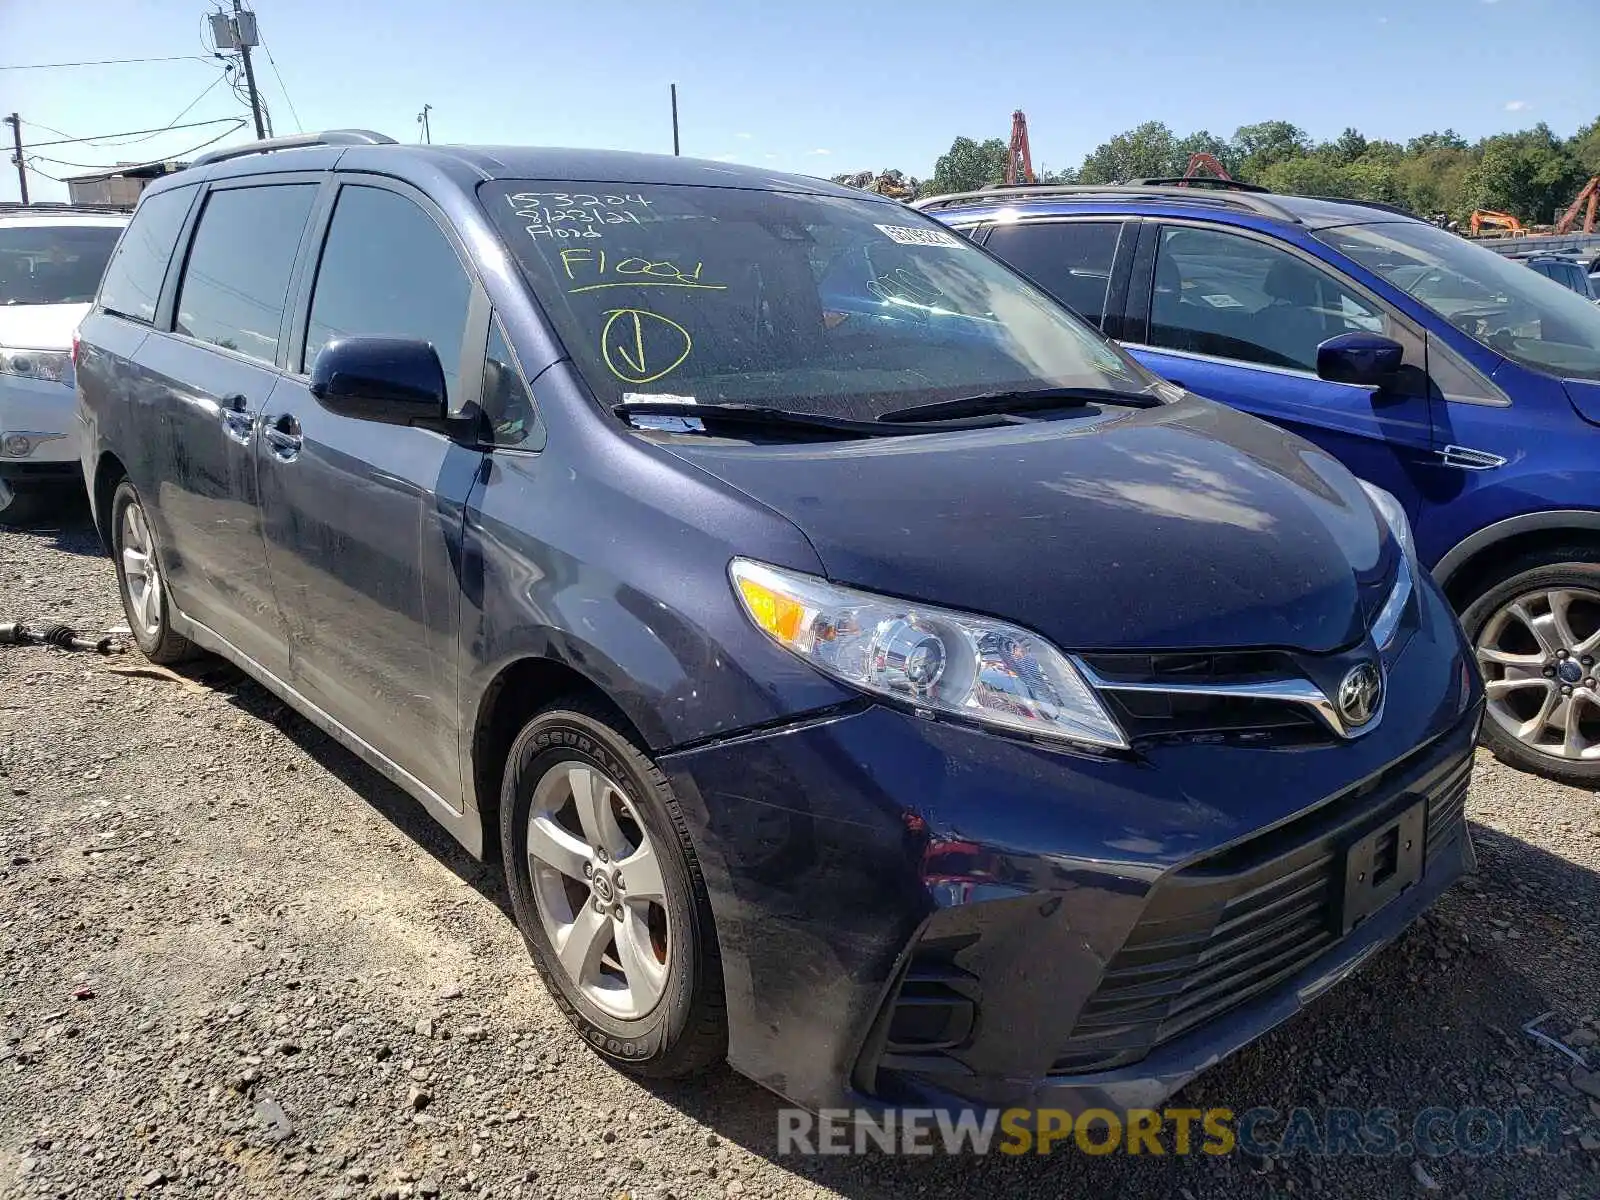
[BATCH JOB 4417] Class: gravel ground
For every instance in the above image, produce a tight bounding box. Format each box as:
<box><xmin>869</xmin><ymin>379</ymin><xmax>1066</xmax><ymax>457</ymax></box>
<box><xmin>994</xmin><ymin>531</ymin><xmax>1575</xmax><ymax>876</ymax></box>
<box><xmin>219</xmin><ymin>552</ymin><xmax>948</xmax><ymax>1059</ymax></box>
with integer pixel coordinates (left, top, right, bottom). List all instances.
<box><xmin>4</xmin><ymin>502</ymin><xmax>1600</xmax><ymax>1200</ymax></box>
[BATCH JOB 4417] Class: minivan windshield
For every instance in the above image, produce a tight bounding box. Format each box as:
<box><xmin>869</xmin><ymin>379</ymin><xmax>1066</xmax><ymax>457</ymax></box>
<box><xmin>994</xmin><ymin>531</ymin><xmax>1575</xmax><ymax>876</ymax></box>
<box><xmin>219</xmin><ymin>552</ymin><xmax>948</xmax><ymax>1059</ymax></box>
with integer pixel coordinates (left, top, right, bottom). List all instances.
<box><xmin>1315</xmin><ymin>220</ymin><xmax>1600</xmax><ymax>380</ymax></box>
<box><xmin>0</xmin><ymin>223</ymin><xmax>122</xmax><ymax>306</ymax></box>
<box><xmin>483</xmin><ymin>181</ymin><xmax>1157</xmax><ymax>421</ymax></box>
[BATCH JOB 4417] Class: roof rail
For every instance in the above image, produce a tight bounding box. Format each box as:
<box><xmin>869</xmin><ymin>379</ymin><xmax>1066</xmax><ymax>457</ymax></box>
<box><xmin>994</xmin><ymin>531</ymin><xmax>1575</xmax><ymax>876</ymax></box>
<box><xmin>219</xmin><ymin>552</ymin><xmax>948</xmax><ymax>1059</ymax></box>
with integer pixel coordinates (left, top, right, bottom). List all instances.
<box><xmin>1300</xmin><ymin>194</ymin><xmax>1415</xmax><ymax>219</ymax></box>
<box><xmin>0</xmin><ymin>200</ymin><xmax>132</xmax><ymax>216</ymax></box>
<box><xmin>914</xmin><ymin>182</ymin><xmax>1302</xmax><ymax>222</ymax></box>
<box><xmin>1127</xmin><ymin>176</ymin><xmax>1272</xmax><ymax>194</ymax></box>
<box><xmin>188</xmin><ymin>129</ymin><xmax>396</xmax><ymax>170</ymax></box>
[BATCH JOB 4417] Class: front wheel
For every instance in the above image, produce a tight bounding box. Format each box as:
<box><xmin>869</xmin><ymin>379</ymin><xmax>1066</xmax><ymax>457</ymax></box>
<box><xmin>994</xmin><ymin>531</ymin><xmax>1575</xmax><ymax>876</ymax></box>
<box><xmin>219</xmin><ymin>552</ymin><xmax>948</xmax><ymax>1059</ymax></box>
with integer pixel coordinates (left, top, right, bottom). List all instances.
<box><xmin>500</xmin><ymin>702</ymin><xmax>726</xmax><ymax>1077</ymax></box>
<box><xmin>1462</xmin><ymin>552</ymin><xmax>1600</xmax><ymax>785</ymax></box>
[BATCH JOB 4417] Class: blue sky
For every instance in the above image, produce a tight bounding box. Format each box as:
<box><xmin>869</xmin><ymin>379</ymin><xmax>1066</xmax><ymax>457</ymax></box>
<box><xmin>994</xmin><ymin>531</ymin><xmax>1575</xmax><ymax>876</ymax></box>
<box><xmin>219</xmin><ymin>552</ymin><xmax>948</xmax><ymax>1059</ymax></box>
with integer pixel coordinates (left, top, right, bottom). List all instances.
<box><xmin>2</xmin><ymin>0</ymin><xmax>1594</xmax><ymax>203</ymax></box>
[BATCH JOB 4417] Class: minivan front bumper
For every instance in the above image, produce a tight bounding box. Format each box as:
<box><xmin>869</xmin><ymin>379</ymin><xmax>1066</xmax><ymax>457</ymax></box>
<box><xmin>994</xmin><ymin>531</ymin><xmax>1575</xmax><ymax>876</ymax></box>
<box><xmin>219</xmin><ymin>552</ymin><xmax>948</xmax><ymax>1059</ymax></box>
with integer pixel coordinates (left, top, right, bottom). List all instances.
<box><xmin>659</xmin><ymin>573</ymin><xmax>1481</xmax><ymax>1114</ymax></box>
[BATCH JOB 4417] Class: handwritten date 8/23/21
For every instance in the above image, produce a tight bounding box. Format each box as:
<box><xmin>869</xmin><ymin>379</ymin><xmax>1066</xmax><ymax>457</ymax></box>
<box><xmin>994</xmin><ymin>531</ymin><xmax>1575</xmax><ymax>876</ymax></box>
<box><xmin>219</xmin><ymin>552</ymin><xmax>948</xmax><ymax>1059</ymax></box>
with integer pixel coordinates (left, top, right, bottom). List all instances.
<box><xmin>507</xmin><ymin>192</ymin><xmax>653</xmax><ymax>240</ymax></box>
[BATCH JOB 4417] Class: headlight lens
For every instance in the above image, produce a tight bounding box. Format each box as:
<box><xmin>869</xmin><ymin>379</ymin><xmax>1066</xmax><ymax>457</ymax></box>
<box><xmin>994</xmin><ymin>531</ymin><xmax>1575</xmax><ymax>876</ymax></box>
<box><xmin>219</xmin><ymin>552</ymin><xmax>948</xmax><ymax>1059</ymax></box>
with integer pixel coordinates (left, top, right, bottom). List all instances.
<box><xmin>729</xmin><ymin>558</ymin><xmax>1128</xmax><ymax>749</ymax></box>
<box><xmin>1360</xmin><ymin>481</ymin><xmax>1415</xmax><ymax>649</ymax></box>
<box><xmin>0</xmin><ymin>347</ymin><xmax>72</xmax><ymax>384</ymax></box>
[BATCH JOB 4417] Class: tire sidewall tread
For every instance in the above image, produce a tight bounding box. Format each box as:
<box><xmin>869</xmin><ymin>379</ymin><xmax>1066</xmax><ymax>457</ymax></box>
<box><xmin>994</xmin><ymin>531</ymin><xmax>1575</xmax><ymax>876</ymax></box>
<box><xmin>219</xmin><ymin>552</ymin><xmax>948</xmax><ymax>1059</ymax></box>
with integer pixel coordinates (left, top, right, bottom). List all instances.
<box><xmin>499</xmin><ymin>701</ymin><xmax>726</xmax><ymax>1079</ymax></box>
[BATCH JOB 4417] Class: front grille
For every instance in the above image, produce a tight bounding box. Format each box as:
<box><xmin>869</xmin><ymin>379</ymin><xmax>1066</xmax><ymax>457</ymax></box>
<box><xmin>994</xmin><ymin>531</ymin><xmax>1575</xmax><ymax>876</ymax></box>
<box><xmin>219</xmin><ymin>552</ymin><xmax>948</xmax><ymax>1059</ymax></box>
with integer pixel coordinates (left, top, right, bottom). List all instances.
<box><xmin>1051</xmin><ymin>747</ymin><xmax>1473</xmax><ymax>1075</ymax></box>
<box><xmin>1081</xmin><ymin>649</ymin><xmax>1329</xmax><ymax>742</ymax></box>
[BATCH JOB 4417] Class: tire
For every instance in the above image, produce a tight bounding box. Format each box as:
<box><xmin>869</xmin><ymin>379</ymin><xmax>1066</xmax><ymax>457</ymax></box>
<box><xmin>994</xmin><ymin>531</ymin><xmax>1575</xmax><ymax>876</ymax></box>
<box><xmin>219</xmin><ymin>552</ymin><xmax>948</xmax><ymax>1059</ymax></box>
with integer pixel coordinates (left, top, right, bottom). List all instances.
<box><xmin>500</xmin><ymin>700</ymin><xmax>726</xmax><ymax>1078</ymax></box>
<box><xmin>0</xmin><ymin>481</ymin><xmax>58</xmax><ymax>528</ymax></box>
<box><xmin>109</xmin><ymin>479</ymin><xmax>196</xmax><ymax>665</ymax></box>
<box><xmin>1460</xmin><ymin>549</ymin><xmax>1600</xmax><ymax>786</ymax></box>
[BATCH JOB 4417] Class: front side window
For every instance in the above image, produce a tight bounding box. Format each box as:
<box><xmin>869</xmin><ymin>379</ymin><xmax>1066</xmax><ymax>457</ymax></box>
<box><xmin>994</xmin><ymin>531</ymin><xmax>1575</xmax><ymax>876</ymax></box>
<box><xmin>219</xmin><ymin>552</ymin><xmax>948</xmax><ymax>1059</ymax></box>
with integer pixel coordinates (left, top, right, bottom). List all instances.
<box><xmin>482</xmin><ymin>317</ymin><xmax>536</xmax><ymax>447</ymax></box>
<box><xmin>304</xmin><ymin>186</ymin><xmax>471</xmax><ymax>405</ymax></box>
<box><xmin>98</xmin><ymin>188</ymin><xmax>195</xmax><ymax>322</ymax></box>
<box><xmin>0</xmin><ymin>222</ymin><xmax>123</xmax><ymax>308</ymax></box>
<box><xmin>1315</xmin><ymin>220</ymin><xmax>1600</xmax><ymax>381</ymax></box>
<box><xmin>1148</xmin><ymin>226</ymin><xmax>1389</xmax><ymax>373</ymax></box>
<box><xmin>175</xmin><ymin>184</ymin><xmax>316</xmax><ymax>363</ymax></box>
<box><xmin>981</xmin><ymin>220</ymin><xmax>1123</xmax><ymax>329</ymax></box>
<box><xmin>481</xmin><ymin>181</ymin><xmax>1153</xmax><ymax>421</ymax></box>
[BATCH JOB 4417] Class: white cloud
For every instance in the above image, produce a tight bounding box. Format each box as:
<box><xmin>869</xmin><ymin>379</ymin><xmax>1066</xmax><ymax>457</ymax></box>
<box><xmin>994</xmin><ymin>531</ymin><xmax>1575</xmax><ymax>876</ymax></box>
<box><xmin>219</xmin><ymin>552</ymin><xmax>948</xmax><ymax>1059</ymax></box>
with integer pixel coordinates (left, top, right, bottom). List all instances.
<box><xmin>1376</xmin><ymin>14</ymin><xmax>1388</xmax><ymax>21</ymax></box>
<box><xmin>1504</xmin><ymin>99</ymin><xmax>1530</xmax><ymax>111</ymax></box>
<box><xmin>1481</xmin><ymin>0</ymin><xmax>1500</xmax><ymax>5</ymax></box>
<box><xmin>763</xmin><ymin>153</ymin><xmax>778</xmax><ymax>160</ymax></box>
<box><xmin>712</xmin><ymin>153</ymin><xmax>738</xmax><ymax>162</ymax></box>
<box><xmin>735</xmin><ymin>132</ymin><xmax>753</xmax><ymax>140</ymax></box>
<box><xmin>808</xmin><ymin>148</ymin><xmax>831</xmax><ymax>156</ymax></box>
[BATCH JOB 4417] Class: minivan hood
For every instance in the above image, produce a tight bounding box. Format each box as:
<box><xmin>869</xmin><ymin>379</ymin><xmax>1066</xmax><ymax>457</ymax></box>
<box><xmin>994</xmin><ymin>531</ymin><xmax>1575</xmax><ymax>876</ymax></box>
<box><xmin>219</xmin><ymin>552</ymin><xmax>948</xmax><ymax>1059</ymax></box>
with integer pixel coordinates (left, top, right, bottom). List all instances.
<box><xmin>0</xmin><ymin>302</ymin><xmax>89</xmax><ymax>350</ymax></box>
<box><xmin>663</xmin><ymin>397</ymin><xmax>1393</xmax><ymax>653</ymax></box>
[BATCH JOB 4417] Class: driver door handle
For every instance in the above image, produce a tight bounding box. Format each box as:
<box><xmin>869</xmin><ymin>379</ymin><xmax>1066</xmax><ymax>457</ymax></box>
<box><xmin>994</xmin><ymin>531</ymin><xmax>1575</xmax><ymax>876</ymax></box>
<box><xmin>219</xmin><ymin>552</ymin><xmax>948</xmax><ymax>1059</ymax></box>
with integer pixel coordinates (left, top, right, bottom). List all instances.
<box><xmin>219</xmin><ymin>394</ymin><xmax>255</xmax><ymax>445</ymax></box>
<box><xmin>263</xmin><ymin>414</ymin><xmax>303</xmax><ymax>461</ymax></box>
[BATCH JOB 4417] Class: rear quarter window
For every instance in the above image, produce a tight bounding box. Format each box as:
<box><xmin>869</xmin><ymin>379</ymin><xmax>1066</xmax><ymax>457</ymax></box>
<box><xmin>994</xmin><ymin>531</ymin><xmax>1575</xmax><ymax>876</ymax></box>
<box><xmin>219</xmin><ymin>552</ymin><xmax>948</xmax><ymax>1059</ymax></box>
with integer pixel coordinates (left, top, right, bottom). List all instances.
<box><xmin>98</xmin><ymin>186</ymin><xmax>196</xmax><ymax>324</ymax></box>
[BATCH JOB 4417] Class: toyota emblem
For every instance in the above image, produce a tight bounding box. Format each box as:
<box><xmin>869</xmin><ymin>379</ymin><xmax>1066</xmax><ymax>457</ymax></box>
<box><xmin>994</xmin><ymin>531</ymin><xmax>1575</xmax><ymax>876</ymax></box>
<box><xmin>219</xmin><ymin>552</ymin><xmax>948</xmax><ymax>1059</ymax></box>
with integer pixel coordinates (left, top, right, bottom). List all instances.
<box><xmin>1337</xmin><ymin>662</ymin><xmax>1383</xmax><ymax>729</ymax></box>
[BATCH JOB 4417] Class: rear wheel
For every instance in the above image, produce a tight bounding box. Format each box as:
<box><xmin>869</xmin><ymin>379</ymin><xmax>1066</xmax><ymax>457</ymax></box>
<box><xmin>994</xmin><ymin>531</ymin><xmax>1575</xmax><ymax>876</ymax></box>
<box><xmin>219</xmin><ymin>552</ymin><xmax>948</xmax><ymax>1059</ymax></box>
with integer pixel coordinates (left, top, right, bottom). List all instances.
<box><xmin>110</xmin><ymin>480</ymin><xmax>196</xmax><ymax>664</ymax></box>
<box><xmin>1462</xmin><ymin>551</ymin><xmax>1600</xmax><ymax>785</ymax></box>
<box><xmin>500</xmin><ymin>701</ymin><xmax>725</xmax><ymax>1077</ymax></box>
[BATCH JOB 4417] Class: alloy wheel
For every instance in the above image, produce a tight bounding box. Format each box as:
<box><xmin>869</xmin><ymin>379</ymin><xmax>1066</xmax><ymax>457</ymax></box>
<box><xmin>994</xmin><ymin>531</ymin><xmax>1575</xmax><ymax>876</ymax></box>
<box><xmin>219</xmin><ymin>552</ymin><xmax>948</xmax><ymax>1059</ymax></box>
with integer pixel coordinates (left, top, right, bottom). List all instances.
<box><xmin>525</xmin><ymin>761</ymin><xmax>671</xmax><ymax>1020</ymax></box>
<box><xmin>1476</xmin><ymin>587</ymin><xmax>1600</xmax><ymax>761</ymax></box>
<box><xmin>120</xmin><ymin>501</ymin><xmax>162</xmax><ymax>638</ymax></box>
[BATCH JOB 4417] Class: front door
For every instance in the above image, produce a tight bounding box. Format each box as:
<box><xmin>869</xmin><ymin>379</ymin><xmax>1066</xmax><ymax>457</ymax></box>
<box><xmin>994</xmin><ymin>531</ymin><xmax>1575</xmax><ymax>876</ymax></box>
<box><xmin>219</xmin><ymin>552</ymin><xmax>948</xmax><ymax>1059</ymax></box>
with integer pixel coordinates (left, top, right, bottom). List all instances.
<box><xmin>135</xmin><ymin>179</ymin><xmax>320</xmax><ymax>678</ymax></box>
<box><xmin>1125</xmin><ymin>223</ymin><xmax>1441</xmax><ymax>520</ymax></box>
<box><xmin>256</xmin><ymin>179</ymin><xmax>482</xmax><ymax>806</ymax></box>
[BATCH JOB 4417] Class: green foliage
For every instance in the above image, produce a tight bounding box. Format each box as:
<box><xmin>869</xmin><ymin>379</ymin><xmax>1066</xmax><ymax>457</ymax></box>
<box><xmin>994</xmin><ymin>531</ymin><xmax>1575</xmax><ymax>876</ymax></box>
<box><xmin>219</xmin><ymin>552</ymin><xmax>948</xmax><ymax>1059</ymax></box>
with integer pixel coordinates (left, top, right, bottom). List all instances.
<box><xmin>927</xmin><ymin>136</ymin><xmax>1010</xmax><ymax>196</ymax></box>
<box><xmin>925</xmin><ymin>115</ymin><xmax>1600</xmax><ymax>223</ymax></box>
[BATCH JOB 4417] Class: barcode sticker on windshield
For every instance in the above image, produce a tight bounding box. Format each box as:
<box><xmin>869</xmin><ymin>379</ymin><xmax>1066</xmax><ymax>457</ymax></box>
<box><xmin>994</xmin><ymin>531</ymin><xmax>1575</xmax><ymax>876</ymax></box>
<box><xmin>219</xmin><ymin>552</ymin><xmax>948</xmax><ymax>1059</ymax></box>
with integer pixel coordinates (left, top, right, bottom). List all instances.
<box><xmin>875</xmin><ymin>224</ymin><xmax>961</xmax><ymax>248</ymax></box>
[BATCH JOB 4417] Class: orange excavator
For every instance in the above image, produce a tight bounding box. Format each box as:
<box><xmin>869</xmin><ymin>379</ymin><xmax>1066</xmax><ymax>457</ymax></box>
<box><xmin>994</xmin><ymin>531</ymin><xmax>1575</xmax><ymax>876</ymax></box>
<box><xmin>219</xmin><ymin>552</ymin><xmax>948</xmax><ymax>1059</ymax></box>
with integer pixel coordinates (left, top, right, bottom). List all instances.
<box><xmin>1555</xmin><ymin>176</ymin><xmax>1600</xmax><ymax>235</ymax></box>
<box><xmin>1469</xmin><ymin>210</ymin><xmax>1525</xmax><ymax>237</ymax></box>
<box><xmin>1179</xmin><ymin>152</ymin><xmax>1233</xmax><ymax>182</ymax></box>
<box><xmin>1005</xmin><ymin>110</ymin><xmax>1035</xmax><ymax>186</ymax></box>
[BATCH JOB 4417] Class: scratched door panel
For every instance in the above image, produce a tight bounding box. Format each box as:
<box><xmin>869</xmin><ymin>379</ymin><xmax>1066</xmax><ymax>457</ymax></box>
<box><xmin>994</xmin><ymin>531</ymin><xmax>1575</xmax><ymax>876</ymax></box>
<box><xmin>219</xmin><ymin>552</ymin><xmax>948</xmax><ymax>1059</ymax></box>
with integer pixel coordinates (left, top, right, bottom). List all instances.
<box><xmin>257</xmin><ymin>182</ymin><xmax>476</xmax><ymax>803</ymax></box>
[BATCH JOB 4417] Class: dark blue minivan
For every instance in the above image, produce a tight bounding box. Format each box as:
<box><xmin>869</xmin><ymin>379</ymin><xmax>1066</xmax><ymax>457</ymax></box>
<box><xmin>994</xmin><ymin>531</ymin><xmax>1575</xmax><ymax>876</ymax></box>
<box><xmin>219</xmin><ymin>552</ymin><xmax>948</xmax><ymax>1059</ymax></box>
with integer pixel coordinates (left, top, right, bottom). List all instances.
<box><xmin>919</xmin><ymin>182</ymin><xmax>1600</xmax><ymax>785</ymax></box>
<box><xmin>77</xmin><ymin>133</ymin><xmax>1480</xmax><ymax>1115</ymax></box>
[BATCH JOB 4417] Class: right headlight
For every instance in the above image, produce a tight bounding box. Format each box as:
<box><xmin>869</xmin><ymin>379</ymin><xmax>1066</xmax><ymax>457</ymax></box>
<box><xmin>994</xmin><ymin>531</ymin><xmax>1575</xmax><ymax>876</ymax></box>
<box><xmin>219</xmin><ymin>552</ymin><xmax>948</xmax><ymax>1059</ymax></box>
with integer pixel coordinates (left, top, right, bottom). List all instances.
<box><xmin>0</xmin><ymin>347</ymin><xmax>72</xmax><ymax>384</ymax></box>
<box><xmin>729</xmin><ymin>558</ymin><xmax>1128</xmax><ymax>750</ymax></box>
<box><xmin>1360</xmin><ymin>481</ymin><xmax>1415</xmax><ymax>650</ymax></box>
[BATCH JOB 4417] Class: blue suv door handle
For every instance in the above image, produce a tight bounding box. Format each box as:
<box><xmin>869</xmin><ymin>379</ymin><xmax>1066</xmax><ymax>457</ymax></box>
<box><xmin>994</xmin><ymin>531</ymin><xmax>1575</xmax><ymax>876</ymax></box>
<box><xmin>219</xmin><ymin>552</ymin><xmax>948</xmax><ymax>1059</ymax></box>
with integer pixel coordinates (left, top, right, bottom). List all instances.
<box><xmin>264</xmin><ymin>414</ymin><xmax>303</xmax><ymax>462</ymax></box>
<box><xmin>219</xmin><ymin>394</ymin><xmax>255</xmax><ymax>445</ymax></box>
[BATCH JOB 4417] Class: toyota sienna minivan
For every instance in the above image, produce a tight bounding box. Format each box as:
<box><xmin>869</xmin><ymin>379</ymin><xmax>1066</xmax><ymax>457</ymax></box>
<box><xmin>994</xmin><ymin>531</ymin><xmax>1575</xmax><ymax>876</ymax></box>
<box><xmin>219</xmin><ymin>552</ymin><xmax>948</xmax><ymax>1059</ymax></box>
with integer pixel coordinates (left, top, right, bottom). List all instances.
<box><xmin>76</xmin><ymin>131</ymin><xmax>1483</xmax><ymax>1114</ymax></box>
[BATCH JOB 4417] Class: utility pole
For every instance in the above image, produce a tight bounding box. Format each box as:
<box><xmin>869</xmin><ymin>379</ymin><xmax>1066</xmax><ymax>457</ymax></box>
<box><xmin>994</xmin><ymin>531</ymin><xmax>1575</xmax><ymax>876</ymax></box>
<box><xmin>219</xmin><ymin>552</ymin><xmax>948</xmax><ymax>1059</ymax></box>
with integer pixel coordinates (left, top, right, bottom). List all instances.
<box><xmin>233</xmin><ymin>0</ymin><xmax>266</xmax><ymax>140</ymax></box>
<box><xmin>4</xmin><ymin>114</ymin><xmax>26</xmax><ymax>204</ymax></box>
<box><xmin>211</xmin><ymin>3</ymin><xmax>266</xmax><ymax>139</ymax></box>
<box><xmin>670</xmin><ymin>84</ymin><xmax>680</xmax><ymax>157</ymax></box>
<box><xmin>418</xmin><ymin>104</ymin><xmax>432</xmax><ymax>145</ymax></box>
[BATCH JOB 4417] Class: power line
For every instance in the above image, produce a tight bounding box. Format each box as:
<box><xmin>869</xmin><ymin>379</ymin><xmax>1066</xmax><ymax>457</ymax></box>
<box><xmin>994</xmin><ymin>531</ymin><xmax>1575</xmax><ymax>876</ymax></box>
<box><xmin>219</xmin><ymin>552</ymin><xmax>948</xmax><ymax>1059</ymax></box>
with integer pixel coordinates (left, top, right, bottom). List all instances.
<box><xmin>25</xmin><ymin>119</ymin><xmax>246</xmax><ymax>171</ymax></box>
<box><xmin>257</xmin><ymin>37</ymin><xmax>302</xmax><ymax>133</ymax></box>
<box><xmin>92</xmin><ymin>73</ymin><xmax>231</xmax><ymax>147</ymax></box>
<box><xmin>0</xmin><ymin>55</ymin><xmax>213</xmax><ymax>71</ymax></box>
<box><xmin>18</xmin><ymin>117</ymin><xmax>244</xmax><ymax>151</ymax></box>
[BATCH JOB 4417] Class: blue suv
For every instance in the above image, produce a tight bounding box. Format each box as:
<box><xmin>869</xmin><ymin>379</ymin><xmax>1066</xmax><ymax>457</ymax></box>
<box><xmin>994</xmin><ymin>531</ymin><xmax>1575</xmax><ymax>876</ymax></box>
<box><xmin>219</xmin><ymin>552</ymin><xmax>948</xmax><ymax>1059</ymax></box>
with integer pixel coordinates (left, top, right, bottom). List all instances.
<box><xmin>921</xmin><ymin>180</ymin><xmax>1600</xmax><ymax>784</ymax></box>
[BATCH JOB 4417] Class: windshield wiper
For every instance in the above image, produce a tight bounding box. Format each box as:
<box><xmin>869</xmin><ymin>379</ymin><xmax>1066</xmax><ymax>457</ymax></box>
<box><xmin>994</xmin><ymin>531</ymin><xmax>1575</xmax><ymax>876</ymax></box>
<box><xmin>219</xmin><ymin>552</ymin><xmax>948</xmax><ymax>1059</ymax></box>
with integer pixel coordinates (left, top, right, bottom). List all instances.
<box><xmin>614</xmin><ymin>401</ymin><xmax>1012</xmax><ymax>438</ymax></box>
<box><xmin>878</xmin><ymin>386</ymin><xmax>1162</xmax><ymax>423</ymax></box>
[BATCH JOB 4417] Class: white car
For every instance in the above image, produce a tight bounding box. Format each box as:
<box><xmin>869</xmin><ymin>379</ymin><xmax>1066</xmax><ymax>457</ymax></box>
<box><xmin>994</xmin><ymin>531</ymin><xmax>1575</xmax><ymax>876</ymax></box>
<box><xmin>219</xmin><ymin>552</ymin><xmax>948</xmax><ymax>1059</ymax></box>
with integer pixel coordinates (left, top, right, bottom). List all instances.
<box><xmin>0</xmin><ymin>207</ymin><xmax>127</xmax><ymax>525</ymax></box>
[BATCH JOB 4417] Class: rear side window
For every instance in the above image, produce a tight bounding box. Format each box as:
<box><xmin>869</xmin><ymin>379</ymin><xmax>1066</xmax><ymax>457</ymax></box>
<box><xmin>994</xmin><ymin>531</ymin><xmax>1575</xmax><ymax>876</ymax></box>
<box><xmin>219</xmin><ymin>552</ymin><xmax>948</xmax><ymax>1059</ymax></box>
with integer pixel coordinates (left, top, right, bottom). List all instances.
<box><xmin>303</xmin><ymin>186</ymin><xmax>471</xmax><ymax>405</ymax></box>
<box><xmin>98</xmin><ymin>186</ymin><xmax>194</xmax><ymax>323</ymax></box>
<box><xmin>175</xmin><ymin>184</ymin><xmax>317</xmax><ymax>364</ymax></box>
<box><xmin>981</xmin><ymin>221</ymin><xmax>1124</xmax><ymax>329</ymax></box>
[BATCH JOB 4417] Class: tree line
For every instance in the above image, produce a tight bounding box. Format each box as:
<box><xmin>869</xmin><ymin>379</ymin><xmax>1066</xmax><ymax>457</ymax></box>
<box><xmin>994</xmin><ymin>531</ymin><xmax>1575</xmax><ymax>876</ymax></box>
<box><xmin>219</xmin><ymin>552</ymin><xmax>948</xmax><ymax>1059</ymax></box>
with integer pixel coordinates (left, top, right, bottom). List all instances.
<box><xmin>836</xmin><ymin>116</ymin><xmax>1600</xmax><ymax>223</ymax></box>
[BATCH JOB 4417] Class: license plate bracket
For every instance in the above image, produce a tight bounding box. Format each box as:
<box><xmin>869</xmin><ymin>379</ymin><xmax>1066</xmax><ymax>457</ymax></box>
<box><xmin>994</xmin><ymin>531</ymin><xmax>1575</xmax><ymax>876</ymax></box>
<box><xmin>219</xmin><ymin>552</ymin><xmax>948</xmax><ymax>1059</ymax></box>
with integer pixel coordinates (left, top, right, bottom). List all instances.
<box><xmin>1340</xmin><ymin>801</ymin><xmax>1426</xmax><ymax>934</ymax></box>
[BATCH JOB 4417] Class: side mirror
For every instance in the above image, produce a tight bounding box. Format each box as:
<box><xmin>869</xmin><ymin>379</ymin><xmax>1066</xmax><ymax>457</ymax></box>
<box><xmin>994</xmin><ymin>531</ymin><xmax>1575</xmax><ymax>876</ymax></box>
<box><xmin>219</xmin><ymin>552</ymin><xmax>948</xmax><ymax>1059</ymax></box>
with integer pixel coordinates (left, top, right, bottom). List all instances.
<box><xmin>309</xmin><ymin>337</ymin><xmax>449</xmax><ymax>429</ymax></box>
<box><xmin>1316</xmin><ymin>332</ymin><xmax>1405</xmax><ymax>389</ymax></box>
